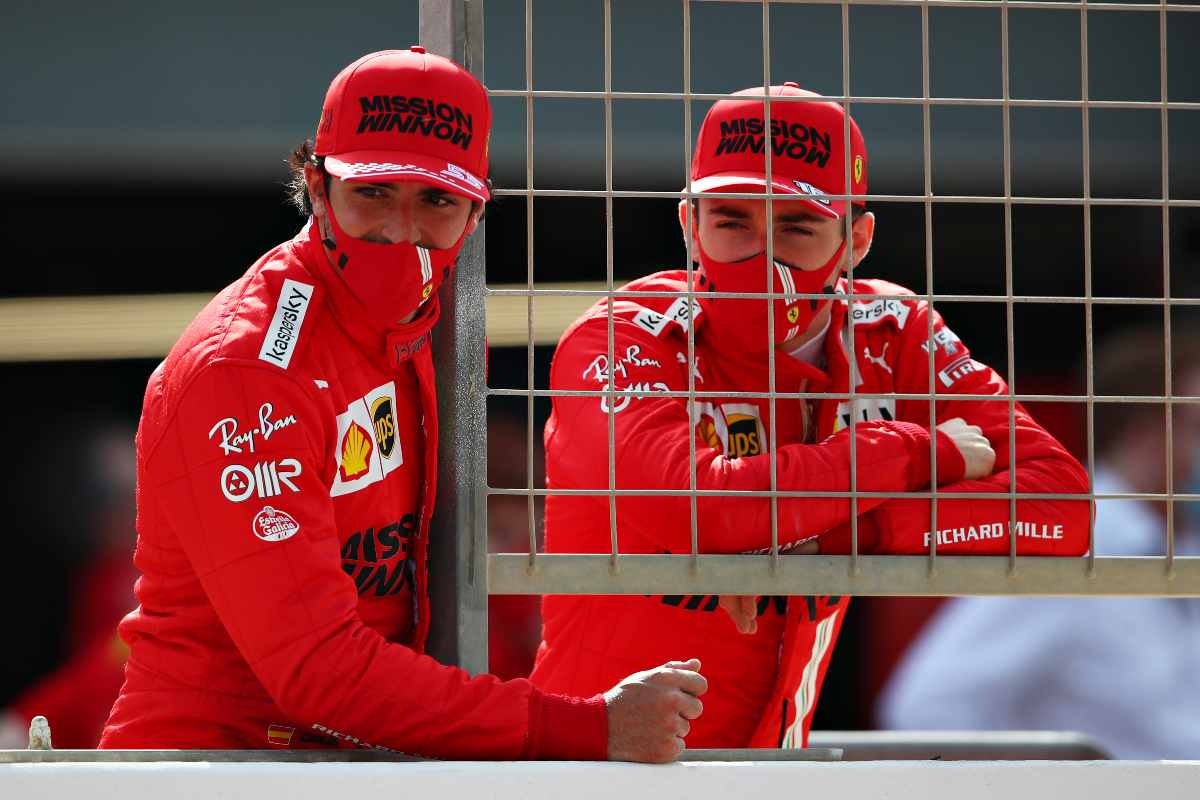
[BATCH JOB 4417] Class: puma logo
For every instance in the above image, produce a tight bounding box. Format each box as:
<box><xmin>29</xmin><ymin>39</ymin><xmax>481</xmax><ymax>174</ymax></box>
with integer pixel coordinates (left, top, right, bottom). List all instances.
<box><xmin>863</xmin><ymin>342</ymin><xmax>893</xmax><ymax>374</ymax></box>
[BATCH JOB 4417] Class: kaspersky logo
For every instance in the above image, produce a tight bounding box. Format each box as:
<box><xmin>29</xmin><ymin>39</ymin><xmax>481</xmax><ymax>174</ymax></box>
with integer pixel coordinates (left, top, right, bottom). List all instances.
<box><xmin>330</xmin><ymin>382</ymin><xmax>404</xmax><ymax>497</ymax></box>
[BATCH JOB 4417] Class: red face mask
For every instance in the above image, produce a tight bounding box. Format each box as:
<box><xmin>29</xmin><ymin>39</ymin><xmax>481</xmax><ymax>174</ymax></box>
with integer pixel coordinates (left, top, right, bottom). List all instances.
<box><xmin>697</xmin><ymin>238</ymin><xmax>846</xmax><ymax>356</ymax></box>
<box><xmin>317</xmin><ymin>196</ymin><xmax>469</xmax><ymax>329</ymax></box>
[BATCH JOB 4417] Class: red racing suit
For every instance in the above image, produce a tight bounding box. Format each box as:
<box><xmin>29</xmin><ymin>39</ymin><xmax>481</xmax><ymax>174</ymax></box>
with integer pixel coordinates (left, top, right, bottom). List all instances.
<box><xmin>100</xmin><ymin>222</ymin><xmax>606</xmax><ymax>758</ymax></box>
<box><xmin>530</xmin><ymin>270</ymin><xmax>1090</xmax><ymax>749</ymax></box>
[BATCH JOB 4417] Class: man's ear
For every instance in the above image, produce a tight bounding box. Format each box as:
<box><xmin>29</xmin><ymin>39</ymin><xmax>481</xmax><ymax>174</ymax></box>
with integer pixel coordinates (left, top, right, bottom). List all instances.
<box><xmin>303</xmin><ymin>162</ymin><xmax>327</xmax><ymax>218</ymax></box>
<box><xmin>848</xmin><ymin>211</ymin><xmax>876</xmax><ymax>269</ymax></box>
<box><xmin>465</xmin><ymin>203</ymin><xmax>485</xmax><ymax>237</ymax></box>
<box><xmin>677</xmin><ymin>199</ymin><xmax>700</xmax><ymax>261</ymax></box>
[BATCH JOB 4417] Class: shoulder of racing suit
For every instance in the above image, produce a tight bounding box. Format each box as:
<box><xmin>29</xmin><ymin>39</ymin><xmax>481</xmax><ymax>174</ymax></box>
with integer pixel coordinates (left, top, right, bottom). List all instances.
<box><xmin>561</xmin><ymin>269</ymin><xmax>704</xmax><ymax>347</ymax></box>
<box><xmin>549</xmin><ymin>270</ymin><xmax>704</xmax><ymax>397</ymax></box>
<box><xmin>139</xmin><ymin>241</ymin><xmax>331</xmax><ymax>463</ymax></box>
<box><xmin>838</xmin><ymin>277</ymin><xmax>924</xmax><ymax>335</ymax></box>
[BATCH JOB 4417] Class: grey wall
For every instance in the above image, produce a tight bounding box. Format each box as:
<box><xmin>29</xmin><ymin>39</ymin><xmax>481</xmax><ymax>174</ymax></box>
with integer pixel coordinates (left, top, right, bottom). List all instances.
<box><xmin>4</xmin><ymin>0</ymin><xmax>1196</xmax><ymax>194</ymax></box>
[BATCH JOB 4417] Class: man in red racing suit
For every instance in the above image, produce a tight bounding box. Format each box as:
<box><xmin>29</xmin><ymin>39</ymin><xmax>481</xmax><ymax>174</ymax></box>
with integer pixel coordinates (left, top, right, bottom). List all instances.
<box><xmin>530</xmin><ymin>85</ymin><xmax>1091</xmax><ymax>749</ymax></box>
<box><xmin>100</xmin><ymin>49</ymin><xmax>705</xmax><ymax>761</ymax></box>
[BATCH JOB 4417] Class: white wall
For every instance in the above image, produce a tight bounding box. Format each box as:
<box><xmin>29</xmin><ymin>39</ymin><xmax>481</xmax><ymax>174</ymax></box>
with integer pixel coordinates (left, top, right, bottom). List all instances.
<box><xmin>3</xmin><ymin>760</ymin><xmax>1199</xmax><ymax>800</ymax></box>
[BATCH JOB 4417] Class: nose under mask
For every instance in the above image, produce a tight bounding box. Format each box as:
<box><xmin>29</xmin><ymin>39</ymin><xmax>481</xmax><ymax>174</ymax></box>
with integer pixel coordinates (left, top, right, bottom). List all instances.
<box><xmin>318</xmin><ymin>197</ymin><xmax>468</xmax><ymax>328</ymax></box>
<box><xmin>697</xmin><ymin>238</ymin><xmax>846</xmax><ymax>355</ymax></box>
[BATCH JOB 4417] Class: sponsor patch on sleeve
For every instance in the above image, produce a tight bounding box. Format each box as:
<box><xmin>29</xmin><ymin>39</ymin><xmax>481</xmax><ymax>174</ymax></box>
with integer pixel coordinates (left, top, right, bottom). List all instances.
<box><xmin>848</xmin><ymin>298</ymin><xmax>911</xmax><ymax>329</ymax></box>
<box><xmin>258</xmin><ymin>279</ymin><xmax>314</xmax><ymax>369</ymax></box>
<box><xmin>253</xmin><ymin>506</ymin><xmax>301</xmax><ymax>542</ymax></box>
<box><xmin>631</xmin><ymin>297</ymin><xmax>702</xmax><ymax>337</ymax></box>
<box><xmin>921</xmin><ymin>325</ymin><xmax>963</xmax><ymax>357</ymax></box>
<box><xmin>938</xmin><ymin>356</ymin><xmax>982</xmax><ymax>387</ymax></box>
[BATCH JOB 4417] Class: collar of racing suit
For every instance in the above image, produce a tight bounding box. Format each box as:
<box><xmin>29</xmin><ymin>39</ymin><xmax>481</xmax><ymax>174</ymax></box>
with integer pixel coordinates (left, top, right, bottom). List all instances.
<box><xmin>694</xmin><ymin>271</ymin><xmax>854</xmax><ymax>400</ymax></box>
<box><xmin>293</xmin><ymin>218</ymin><xmax>440</xmax><ymax>371</ymax></box>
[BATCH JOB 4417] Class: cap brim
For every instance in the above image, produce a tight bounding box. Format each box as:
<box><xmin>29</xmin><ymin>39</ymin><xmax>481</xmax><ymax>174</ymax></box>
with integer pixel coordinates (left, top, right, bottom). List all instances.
<box><xmin>325</xmin><ymin>150</ymin><xmax>490</xmax><ymax>203</ymax></box>
<box><xmin>689</xmin><ymin>173</ymin><xmax>843</xmax><ymax>220</ymax></box>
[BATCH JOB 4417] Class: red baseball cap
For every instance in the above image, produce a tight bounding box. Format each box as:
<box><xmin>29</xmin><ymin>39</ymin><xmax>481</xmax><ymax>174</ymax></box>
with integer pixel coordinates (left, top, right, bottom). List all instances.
<box><xmin>315</xmin><ymin>47</ymin><xmax>491</xmax><ymax>203</ymax></box>
<box><xmin>690</xmin><ymin>84</ymin><xmax>867</xmax><ymax>219</ymax></box>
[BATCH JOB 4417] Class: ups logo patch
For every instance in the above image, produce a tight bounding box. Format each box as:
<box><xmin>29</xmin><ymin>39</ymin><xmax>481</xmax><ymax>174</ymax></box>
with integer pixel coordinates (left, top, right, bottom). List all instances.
<box><xmin>725</xmin><ymin>414</ymin><xmax>762</xmax><ymax>458</ymax></box>
<box><xmin>371</xmin><ymin>396</ymin><xmax>396</xmax><ymax>458</ymax></box>
<box><xmin>692</xmin><ymin>402</ymin><xmax>765</xmax><ymax>459</ymax></box>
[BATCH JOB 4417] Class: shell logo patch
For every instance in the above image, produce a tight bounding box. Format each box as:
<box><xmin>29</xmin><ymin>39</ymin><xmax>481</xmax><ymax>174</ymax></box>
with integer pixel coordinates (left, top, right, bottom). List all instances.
<box><xmin>330</xmin><ymin>381</ymin><xmax>405</xmax><ymax>498</ymax></box>
<box><xmin>697</xmin><ymin>415</ymin><xmax>721</xmax><ymax>453</ymax></box>
<box><xmin>339</xmin><ymin>422</ymin><xmax>373</xmax><ymax>481</ymax></box>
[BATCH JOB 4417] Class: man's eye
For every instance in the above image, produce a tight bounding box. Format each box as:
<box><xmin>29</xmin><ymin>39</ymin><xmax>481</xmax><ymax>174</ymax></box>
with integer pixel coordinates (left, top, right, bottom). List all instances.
<box><xmin>354</xmin><ymin>187</ymin><xmax>385</xmax><ymax>199</ymax></box>
<box><xmin>424</xmin><ymin>193</ymin><xmax>458</xmax><ymax>208</ymax></box>
<box><xmin>716</xmin><ymin>221</ymin><xmax>747</xmax><ymax>229</ymax></box>
<box><xmin>783</xmin><ymin>226</ymin><xmax>814</xmax><ymax>236</ymax></box>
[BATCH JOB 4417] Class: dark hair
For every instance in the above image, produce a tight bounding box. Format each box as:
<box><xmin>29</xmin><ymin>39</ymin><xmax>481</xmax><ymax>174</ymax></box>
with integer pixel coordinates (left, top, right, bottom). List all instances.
<box><xmin>285</xmin><ymin>138</ymin><xmax>321</xmax><ymax>216</ymax></box>
<box><xmin>284</xmin><ymin>138</ymin><xmax>492</xmax><ymax>218</ymax></box>
<box><xmin>1091</xmin><ymin>323</ymin><xmax>1200</xmax><ymax>457</ymax></box>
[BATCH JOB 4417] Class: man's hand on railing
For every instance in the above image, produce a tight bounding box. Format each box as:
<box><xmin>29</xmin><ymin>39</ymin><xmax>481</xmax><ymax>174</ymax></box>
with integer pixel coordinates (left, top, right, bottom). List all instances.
<box><xmin>719</xmin><ymin>540</ymin><xmax>820</xmax><ymax>634</ymax></box>
<box><xmin>605</xmin><ymin>658</ymin><xmax>707</xmax><ymax>763</ymax></box>
<box><xmin>936</xmin><ymin>417</ymin><xmax>996</xmax><ymax>480</ymax></box>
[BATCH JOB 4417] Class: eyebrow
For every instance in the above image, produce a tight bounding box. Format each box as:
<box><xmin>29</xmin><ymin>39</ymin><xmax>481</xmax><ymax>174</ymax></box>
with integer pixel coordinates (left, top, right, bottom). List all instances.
<box><xmin>707</xmin><ymin>205</ymin><xmax>751</xmax><ymax>219</ymax></box>
<box><xmin>358</xmin><ymin>183</ymin><xmax>455</xmax><ymax>201</ymax></box>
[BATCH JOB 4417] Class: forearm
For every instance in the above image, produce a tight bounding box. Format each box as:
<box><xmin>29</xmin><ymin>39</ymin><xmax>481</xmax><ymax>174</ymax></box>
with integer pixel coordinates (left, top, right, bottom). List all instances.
<box><xmin>647</xmin><ymin>421</ymin><xmax>964</xmax><ymax>553</ymax></box>
<box><xmin>858</xmin><ymin>457</ymin><xmax>1091</xmax><ymax>555</ymax></box>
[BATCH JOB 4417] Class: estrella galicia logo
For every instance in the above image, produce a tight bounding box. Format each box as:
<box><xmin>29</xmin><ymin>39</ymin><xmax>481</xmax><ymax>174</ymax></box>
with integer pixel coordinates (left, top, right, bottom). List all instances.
<box><xmin>371</xmin><ymin>396</ymin><xmax>396</xmax><ymax>459</ymax></box>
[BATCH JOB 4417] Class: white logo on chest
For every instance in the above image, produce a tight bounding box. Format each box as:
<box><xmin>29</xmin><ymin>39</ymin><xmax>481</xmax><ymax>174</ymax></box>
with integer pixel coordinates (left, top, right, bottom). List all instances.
<box><xmin>862</xmin><ymin>342</ymin><xmax>893</xmax><ymax>374</ymax></box>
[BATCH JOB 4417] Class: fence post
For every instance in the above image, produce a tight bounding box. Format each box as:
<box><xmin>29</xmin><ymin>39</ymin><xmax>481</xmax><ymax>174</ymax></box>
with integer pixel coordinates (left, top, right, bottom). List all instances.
<box><xmin>420</xmin><ymin>0</ymin><xmax>489</xmax><ymax>675</ymax></box>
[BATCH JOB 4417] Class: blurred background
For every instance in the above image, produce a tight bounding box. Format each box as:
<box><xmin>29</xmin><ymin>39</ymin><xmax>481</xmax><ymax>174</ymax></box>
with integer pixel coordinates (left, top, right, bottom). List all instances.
<box><xmin>1</xmin><ymin>0</ymin><xmax>1198</xmax><ymax>750</ymax></box>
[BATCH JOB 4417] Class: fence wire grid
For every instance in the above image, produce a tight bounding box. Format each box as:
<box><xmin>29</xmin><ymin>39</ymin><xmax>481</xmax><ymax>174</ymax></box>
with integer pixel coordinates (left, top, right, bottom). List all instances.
<box><xmin>434</xmin><ymin>0</ymin><xmax>1200</xmax><ymax>616</ymax></box>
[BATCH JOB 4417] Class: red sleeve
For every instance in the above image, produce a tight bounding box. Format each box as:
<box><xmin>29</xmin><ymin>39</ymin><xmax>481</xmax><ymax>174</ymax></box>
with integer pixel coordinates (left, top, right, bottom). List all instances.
<box><xmin>821</xmin><ymin>303</ymin><xmax>1091</xmax><ymax>556</ymax></box>
<box><xmin>547</xmin><ymin>317</ymin><xmax>964</xmax><ymax>555</ymax></box>
<box><xmin>152</xmin><ymin>363</ymin><xmax>606</xmax><ymax>759</ymax></box>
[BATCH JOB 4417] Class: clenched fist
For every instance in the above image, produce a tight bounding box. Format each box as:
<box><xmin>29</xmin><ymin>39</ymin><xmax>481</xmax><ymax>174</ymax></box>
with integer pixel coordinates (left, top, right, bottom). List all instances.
<box><xmin>937</xmin><ymin>417</ymin><xmax>996</xmax><ymax>480</ymax></box>
<box><xmin>605</xmin><ymin>658</ymin><xmax>707</xmax><ymax>763</ymax></box>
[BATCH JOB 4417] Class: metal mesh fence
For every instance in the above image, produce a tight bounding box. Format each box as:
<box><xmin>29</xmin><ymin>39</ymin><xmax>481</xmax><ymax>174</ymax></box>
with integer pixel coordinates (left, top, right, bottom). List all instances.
<box><xmin>474</xmin><ymin>0</ymin><xmax>1200</xmax><ymax>611</ymax></box>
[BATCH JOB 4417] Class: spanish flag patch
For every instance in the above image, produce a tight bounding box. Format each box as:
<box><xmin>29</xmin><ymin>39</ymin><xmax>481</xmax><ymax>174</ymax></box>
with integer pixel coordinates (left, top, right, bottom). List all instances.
<box><xmin>267</xmin><ymin>724</ymin><xmax>295</xmax><ymax>747</ymax></box>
